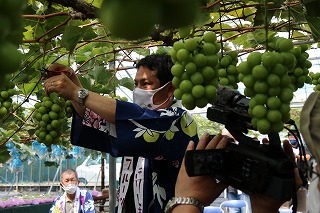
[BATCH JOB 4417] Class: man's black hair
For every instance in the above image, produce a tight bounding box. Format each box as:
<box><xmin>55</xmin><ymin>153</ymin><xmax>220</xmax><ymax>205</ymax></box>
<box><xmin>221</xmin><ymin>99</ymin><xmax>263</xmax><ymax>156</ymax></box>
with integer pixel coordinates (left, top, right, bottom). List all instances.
<box><xmin>136</xmin><ymin>54</ymin><xmax>174</xmax><ymax>86</ymax></box>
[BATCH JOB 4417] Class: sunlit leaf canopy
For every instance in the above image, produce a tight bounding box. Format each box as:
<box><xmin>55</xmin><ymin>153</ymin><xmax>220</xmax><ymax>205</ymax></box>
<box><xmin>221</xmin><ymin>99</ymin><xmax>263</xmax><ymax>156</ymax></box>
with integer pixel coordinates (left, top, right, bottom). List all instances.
<box><xmin>1</xmin><ymin>0</ymin><xmax>320</xmax><ymax>164</ymax></box>
<box><xmin>19</xmin><ymin>0</ymin><xmax>320</xmax><ymax>91</ymax></box>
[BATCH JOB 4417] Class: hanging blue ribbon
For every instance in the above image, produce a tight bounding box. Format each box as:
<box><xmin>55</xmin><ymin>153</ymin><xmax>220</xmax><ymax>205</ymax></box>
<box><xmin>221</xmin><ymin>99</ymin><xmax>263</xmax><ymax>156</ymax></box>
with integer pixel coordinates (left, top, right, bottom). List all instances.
<box><xmin>11</xmin><ymin>157</ymin><xmax>23</xmax><ymax>173</ymax></box>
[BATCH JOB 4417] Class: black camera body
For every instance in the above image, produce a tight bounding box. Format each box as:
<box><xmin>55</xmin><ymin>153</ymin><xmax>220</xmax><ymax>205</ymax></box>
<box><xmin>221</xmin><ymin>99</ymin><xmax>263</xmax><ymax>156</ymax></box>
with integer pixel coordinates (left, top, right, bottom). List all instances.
<box><xmin>185</xmin><ymin>135</ymin><xmax>295</xmax><ymax>201</ymax></box>
<box><xmin>185</xmin><ymin>86</ymin><xmax>295</xmax><ymax>201</ymax></box>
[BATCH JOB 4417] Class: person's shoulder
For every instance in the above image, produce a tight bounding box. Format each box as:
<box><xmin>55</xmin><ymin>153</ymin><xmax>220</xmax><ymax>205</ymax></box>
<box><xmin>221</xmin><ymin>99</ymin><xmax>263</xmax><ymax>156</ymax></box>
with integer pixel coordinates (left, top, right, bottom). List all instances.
<box><xmin>79</xmin><ymin>189</ymin><xmax>91</xmax><ymax>195</ymax></box>
<box><xmin>53</xmin><ymin>195</ymin><xmax>62</xmax><ymax>202</ymax></box>
<box><xmin>84</xmin><ymin>190</ymin><xmax>94</xmax><ymax>198</ymax></box>
<box><xmin>171</xmin><ymin>100</ymin><xmax>183</xmax><ymax>108</ymax></box>
<box><xmin>166</xmin><ymin>100</ymin><xmax>187</xmax><ymax>113</ymax></box>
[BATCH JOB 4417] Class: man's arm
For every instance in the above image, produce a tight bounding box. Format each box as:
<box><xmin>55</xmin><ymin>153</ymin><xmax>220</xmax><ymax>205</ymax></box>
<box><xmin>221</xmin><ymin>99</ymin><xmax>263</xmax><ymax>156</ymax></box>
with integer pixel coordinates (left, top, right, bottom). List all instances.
<box><xmin>44</xmin><ymin>64</ymin><xmax>117</xmax><ymax>124</ymax></box>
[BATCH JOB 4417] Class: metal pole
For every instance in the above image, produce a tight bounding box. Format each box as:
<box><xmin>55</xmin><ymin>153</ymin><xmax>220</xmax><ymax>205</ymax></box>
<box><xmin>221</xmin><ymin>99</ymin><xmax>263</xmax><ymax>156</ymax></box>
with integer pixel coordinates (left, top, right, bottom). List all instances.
<box><xmin>60</xmin><ymin>161</ymin><xmax>62</xmax><ymax>193</ymax></box>
<box><xmin>101</xmin><ymin>157</ymin><xmax>105</xmax><ymax>212</ymax></box>
<box><xmin>101</xmin><ymin>156</ymin><xmax>105</xmax><ymax>190</ymax></box>
<box><xmin>39</xmin><ymin>159</ymin><xmax>41</xmax><ymax>192</ymax></box>
<box><xmin>109</xmin><ymin>155</ymin><xmax>116</xmax><ymax>213</ymax></box>
<box><xmin>109</xmin><ymin>54</ymin><xmax>117</xmax><ymax>213</ymax></box>
<box><xmin>15</xmin><ymin>172</ymin><xmax>18</xmax><ymax>192</ymax></box>
<box><xmin>7</xmin><ymin>173</ymin><xmax>16</xmax><ymax>195</ymax></box>
<box><xmin>47</xmin><ymin>166</ymin><xmax>50</xmax><ymax>183</ymax></box>
<box><xmin>48</xmin><ymin>158</ymin><xmax>62</xmax><ymax>194</ymax></box>
<box><xmin>30</xmin><ymin>164</ymin><xmax>32</xmax><ymax>191</ymax></box>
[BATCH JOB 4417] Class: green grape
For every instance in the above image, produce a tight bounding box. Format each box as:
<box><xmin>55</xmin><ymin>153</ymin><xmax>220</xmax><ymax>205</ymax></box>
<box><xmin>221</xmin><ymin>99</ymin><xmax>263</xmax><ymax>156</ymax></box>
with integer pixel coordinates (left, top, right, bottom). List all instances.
<box><xmin>278</xmin><ymin>39</ymin><xmax>294</xmax><ymax>52</ymax></box>
<box><xmin>184</xmin><ymin>38</ymin><xmax>199</xmax><ymax>52</ymax></box>
<box><xmin>203</xmin><ymin>32</ymin><xmax>217</xmax><ymax>44</ymax></box>
<box><xmin>194</xmin><ymin>53</ymin><xmax>207</xmax><ymax>67</ymax></box>
<box><xmin>247</xmin><ymin>52</ymin><xmax>262</xmax><ymax>68</ymax></box>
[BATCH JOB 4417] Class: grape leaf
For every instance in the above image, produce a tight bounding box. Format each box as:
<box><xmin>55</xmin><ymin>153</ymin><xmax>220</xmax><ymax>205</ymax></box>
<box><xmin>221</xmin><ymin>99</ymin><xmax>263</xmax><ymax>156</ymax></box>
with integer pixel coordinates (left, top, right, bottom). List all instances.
<box><xmin>119</xmin><ymin>77</ymin><xmax>134</xmax><ymax>91</ymax></box>
<box><xmin>44</xmin><ymin>161</ymin><xmax>59</xmax><ymax>167</ymax></box>
<box><xmin>302</xmin><ymin>0</ymin><xmax>320</xmax><ymax>16</ymax></box>
<box><xmin>78</xmin><ymin>76</ymin><xmax>92</xmax><ymax>90</ymax></box>
<box><xmin>43</xmin><ymin>15</ymin><xmax>67</xmax><ymax>38</ymax></box>
<box><xmin>19</xmin><ymin>83</ymin><xmax>41</xmax><ymax>95</ymax></box>
<box><xmin>91</xmin><ymin>66</ymin><xmax>113</xmax><ymax>85</ymax></box>
<box><xmin>305</xmin><ymin>16</ymin><xmax>320</xmax><ymax>41</ymax></box>
<box><xmin>0</xmin><ymin>146</ymin><xmax>10</xmax><ymax>164</ymax></box>
<box><xmin>253</xmin><ymin>0</ymin><xmax>285</xmax><ymax>26</ymax></box>
<box><xmin>289</xmin><ymin>4</ymin><xmax>308</xmax><ymax>23</ymax></box>
<box><xmin>61</xmin><ymin>26</ymin><xmax>86</xmax><ymax>54</ymax></box>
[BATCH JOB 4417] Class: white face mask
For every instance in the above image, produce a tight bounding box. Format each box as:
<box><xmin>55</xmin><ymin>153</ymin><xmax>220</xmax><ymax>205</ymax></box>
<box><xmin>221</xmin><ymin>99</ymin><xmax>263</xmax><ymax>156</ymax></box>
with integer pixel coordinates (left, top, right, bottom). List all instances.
<box><xmin>133</xmin><ymin>82</ymin><xmax>170</xmax><ymax>109</ymax></box>
<box><xmin>62</xmin><ymin>183</ymin><xmax>78</xmax><ymax>194</ymax></box>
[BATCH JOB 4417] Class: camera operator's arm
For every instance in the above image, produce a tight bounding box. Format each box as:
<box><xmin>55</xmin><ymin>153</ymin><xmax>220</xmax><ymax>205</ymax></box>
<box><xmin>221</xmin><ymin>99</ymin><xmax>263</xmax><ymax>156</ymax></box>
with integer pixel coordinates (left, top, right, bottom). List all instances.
<box><xmin>169</xmin><ymin>136</ymin><xmax>302</xmax><ymax>213</ymax></box>
<box><xmin>250</xmin><ymin>140</ymin><xmax>302</xmax><ymax>213</ymax></box>
<box><xmin>171</xmin><ymin>133</ymin><xmax>228</xmax><ymax>213</ymax></box>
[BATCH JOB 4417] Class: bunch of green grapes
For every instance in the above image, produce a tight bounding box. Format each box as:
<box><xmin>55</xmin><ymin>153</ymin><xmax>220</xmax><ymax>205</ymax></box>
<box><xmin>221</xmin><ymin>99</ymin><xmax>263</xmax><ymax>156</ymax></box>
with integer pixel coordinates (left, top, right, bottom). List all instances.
<box><xmin>169</xmin><ymin>32</ymin><xmax>220</xmax><ymax>110</ymax></box>
<box><xmin>0</xmin><ymin>0</ymin><xmax>25</xmax><ymax>85</ymax></box>
<box><xmin>237</xmin><ymin>50</ymin><xmax>294</xmax><ymax>134</ymax></box>
<box><xmin>217</xmin><ymin>51</ymin><xmax>239</xmax><ymax>89</ymax></box>
<box><xmin>0</xmin><ymin>79</ymin><xmax>16</xmax><ymax>119</ymax></box>
<box><xmin>289</xmin><ymin>44</ymin><xmax>313</xmax><ymax>91</ymax></box>
<box><xmin>308</xmin><ymin>72</ymin><xmax>320</xmax><ymax>91</ymax></box>
<box><xmin>33</xmin><ymin>93</ymin><xmax>68</xmax><ymax>146</ymax></box>
<box><xmin>268</xmin><ymin>37</ymin><xmax>312</xmax><ymax>91</ymax></box>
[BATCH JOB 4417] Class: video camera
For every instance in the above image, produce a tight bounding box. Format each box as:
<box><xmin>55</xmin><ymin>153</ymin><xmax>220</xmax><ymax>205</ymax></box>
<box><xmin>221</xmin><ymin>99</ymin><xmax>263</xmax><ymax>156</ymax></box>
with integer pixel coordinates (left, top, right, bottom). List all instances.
<box><xmin>185</xmin><ymin>86</ymin><xmax>295</xmax><ymax>201</ymax></box>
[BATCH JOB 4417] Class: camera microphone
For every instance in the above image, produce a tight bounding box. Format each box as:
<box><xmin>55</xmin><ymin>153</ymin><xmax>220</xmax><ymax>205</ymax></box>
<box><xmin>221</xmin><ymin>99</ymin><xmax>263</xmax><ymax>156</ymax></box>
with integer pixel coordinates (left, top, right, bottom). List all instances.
<box><xmin>216</xmin><ymin>85</ymin><xmax>249</xmax><ymax>110</ymax></box>
<box><xmin>215</xmin><ymin>86</ymin><xmax>295</xmax><ymax>125</ymax></box>
<box><xmin>207</xmin><ymin>86</ymin><xmax>251</xmax><ymax>131</ymax></box>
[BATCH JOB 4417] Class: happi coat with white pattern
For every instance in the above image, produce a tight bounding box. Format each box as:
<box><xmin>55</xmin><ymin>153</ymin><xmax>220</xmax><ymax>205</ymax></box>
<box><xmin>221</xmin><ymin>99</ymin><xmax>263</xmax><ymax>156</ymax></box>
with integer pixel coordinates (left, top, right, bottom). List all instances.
<box><xmin>71</xmin><ymin>99</ymin><xmax>199</xmax><ymax>213</ymax></box>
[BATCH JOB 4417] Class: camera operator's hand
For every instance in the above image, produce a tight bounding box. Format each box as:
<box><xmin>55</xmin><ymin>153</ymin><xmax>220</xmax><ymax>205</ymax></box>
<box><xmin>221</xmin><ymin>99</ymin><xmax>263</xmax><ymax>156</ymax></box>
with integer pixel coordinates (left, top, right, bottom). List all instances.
<box><xmin>172</xmin><ymin>133</ymin><xmax>228</xmax><ymax>212</ymax></box>
<box><xmin>250</xmin><ymin>139</ymin><xmax>302</xmax><ymax>213</ymax></box>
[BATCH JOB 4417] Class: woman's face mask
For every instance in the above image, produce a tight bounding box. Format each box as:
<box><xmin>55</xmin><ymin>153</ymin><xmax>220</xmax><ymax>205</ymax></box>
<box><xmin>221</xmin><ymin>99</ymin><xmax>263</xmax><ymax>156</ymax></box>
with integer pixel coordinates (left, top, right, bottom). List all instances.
<box><xmin>133</xmin><ymin>82</ymin><xmax>170</xmax><ymax>109</ymax></box>
<box><xmin>62</xmin><ymin>183</ymin><xmax>78</xmax><ymax>194</ymax></box>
